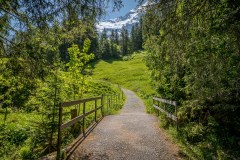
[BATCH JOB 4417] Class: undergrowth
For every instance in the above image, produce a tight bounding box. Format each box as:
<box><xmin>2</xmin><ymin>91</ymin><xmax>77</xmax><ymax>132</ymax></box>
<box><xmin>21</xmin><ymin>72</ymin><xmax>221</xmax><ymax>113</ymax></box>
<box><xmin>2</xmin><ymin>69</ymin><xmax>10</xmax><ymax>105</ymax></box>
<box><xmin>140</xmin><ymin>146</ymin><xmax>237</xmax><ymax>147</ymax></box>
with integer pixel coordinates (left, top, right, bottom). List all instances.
<box><xmin>0</xmin><ymin>81</ymin><xmax>123</xmax><ymax>160</ymax></box>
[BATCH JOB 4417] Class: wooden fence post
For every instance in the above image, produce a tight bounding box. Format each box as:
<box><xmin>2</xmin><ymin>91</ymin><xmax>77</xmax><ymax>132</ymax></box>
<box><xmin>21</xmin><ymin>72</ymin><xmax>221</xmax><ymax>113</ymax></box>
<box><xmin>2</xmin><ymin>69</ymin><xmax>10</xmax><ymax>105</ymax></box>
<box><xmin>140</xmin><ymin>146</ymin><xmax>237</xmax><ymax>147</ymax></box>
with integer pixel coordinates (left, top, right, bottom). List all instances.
<box><xmin>95</xmin><ymin>99</ymin><xmax>97</xmax><ymax>122</ymax></box>
<box><xmin>153</xmin><ymin>97</ymin><xmax>178</xmax><ymax>131</ymax></box>
<box><xmin>111</xmin><ymin>95</ymin><xmax>113</xmax><ymax>108</ymax></box>
<box><xmin>77</xmin><ymin>104</ymin><xmax>81</xmax><ymax>116</ymax></box>
<box><xmin>108</xmin><ymin>98</ymin><xmax>110</xmax><ymax>112</ymax></box>
<box><xmin>101</xmin><ymin>95</ymin><xmax>104</xmax><ymax>117</ymax></box>
<box><xmin>153</xmin><ymin>98</ymin><xmax>155</xmax><ymax>114</ymax></box>
<box><xmin>82</xmin><ymin>102</ymin><xmax>86</xmax><ymax>137</ymax></box>
<box><xmin>57</xmin><ymin>104</ymin><xmax>62</xmax><ymax>160</ymax></box>
<box><xmin>175</xmin><ymin>104</ymin><xmax>178</xmax><ymax>130</ymax></box>
<box><xmin>71</xmin><ymin>109</ymin><xmax>77</xmax><ymax>119</ymax></box>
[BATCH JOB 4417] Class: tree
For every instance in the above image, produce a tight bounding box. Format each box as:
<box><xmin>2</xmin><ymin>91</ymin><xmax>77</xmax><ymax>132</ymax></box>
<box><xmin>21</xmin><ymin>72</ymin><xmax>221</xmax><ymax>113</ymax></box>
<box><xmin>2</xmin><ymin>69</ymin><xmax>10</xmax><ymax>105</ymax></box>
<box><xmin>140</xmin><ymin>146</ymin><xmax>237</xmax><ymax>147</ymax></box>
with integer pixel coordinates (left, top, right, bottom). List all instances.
<box><xmin>143</xmin><ymin>0</ymin><xmax>240</xmax><ymax>158</ymax></box>
<box><xmin>0</xmin><ymin>0</ymin><xmax>127</xmax><ymax>158</ymax></box>
<box><xmin>114</xmin><ymin>29</ymin><xmax>119</xmax><ymax>45</ymax></box>
<box><xmin>67</xmin><ymin>39</ymin><xmax>94</xmax><ymax>99</ymax></box>
<box><xmin>137</xmin><ymin>17</ymin><xmax>143</xmax><ymax>50</ymax></box>
<box><xmin>99</xmin><ymin>28</ymin><xmax>111</xmax><ymax>59</ymax></box>
<box><xmin>120</xmin><ymin>27</ymin><xmax>129</xmax><ymax>55</ymax></box>
<box><xmin>130</xmin><ymin>25</ymin><xmax>136</xmax><ymax>52</ymax></box>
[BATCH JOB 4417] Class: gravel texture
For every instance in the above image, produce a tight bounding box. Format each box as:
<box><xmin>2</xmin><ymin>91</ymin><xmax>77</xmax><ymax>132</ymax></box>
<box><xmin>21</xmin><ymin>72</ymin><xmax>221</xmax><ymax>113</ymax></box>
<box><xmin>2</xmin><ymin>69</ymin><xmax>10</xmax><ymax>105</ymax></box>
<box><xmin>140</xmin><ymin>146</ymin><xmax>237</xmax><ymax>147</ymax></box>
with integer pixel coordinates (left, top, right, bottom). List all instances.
<box><xmin>69</xmin><ymin>89</ymin><xmax>179</xmax><ymax>160</ymax></box>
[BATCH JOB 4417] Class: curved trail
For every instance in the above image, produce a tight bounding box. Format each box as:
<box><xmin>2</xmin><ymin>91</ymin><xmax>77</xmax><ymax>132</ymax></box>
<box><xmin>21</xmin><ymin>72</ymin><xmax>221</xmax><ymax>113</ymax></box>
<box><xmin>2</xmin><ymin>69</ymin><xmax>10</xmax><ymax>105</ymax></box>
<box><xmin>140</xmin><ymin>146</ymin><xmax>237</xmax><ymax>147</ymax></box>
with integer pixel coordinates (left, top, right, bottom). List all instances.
<box><xmin>70</xmin><ymin>89</ymin><xmax>179</xmax><ymax>160</ymax></box>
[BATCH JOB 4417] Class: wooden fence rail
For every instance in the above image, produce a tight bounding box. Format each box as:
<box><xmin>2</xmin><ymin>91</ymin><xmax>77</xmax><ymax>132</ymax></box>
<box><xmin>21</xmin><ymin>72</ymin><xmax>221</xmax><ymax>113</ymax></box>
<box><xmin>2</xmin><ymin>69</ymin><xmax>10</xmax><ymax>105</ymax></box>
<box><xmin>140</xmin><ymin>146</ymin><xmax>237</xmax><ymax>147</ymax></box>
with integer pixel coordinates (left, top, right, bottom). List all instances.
<box><xmin>103</xmin><ymin>93</ymin><xmax>123</xmax><ymax>113</ymax></box>
<box><xmin>57</xmin><ymin>96</ymin><xmax>103</xmax><ymax>159</ymax></box>
<box><xmin>57</xmin><ymin>92</ymin><xmax>124</xmax><ymax>159</ymax></box>
<box><xmin>152</xmin><ymin>97</ymin><xmax>178</xmax><ymax>128</ymax></box>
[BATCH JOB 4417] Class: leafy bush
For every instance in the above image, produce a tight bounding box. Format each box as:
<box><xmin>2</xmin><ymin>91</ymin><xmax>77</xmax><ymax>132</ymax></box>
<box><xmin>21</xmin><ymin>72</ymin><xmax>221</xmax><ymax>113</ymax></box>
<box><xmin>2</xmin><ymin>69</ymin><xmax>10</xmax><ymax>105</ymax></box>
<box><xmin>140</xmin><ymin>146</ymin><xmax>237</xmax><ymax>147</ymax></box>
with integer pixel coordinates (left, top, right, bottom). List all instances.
<box><xmin>19</xmin><ymin>145</ymin><xmax>34</xmax><ymax>159</ymax></box>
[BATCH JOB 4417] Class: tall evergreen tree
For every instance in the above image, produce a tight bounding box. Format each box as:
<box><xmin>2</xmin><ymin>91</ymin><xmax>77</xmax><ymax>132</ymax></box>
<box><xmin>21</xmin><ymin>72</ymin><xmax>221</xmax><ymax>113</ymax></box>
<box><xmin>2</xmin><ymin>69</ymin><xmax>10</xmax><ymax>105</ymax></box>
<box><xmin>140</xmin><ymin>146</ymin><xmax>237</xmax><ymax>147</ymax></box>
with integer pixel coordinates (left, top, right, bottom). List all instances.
<box><xmin>110</xmin><ymin>30</ymin><xmax>116</xmax><ymax>57</ymax></box>
<box><xmin>130</xmin><ymin>25</ymin><xmax>136</xmax><ymax>52</ymax></box>
<box><xmin>120</xmin><ymin>27</ymin><xmax>129</xmax><ymax>55</ymax></box>
<box><xmin>99</xmin><ymin>28</ymin><xmax>111</xmax><ymax>59</ymax></box>
<box><xmin>114</xmin><ymin>29</ymin><xmax>119</xmax><ymax>45</ymax></box>
<box><xmin>137</xmin><ymin>18</ymin><xmax>143</xmax><ymax>50</ymax></box>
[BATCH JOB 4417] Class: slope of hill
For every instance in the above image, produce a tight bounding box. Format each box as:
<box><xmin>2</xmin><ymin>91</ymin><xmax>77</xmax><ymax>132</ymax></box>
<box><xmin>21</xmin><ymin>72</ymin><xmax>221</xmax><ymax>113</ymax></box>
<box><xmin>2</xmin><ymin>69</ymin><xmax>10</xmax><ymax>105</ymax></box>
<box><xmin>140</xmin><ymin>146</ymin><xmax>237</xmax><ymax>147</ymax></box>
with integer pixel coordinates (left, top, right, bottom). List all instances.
<box><xmin>91</xmin><ymin>52</ymin><xmax>156</xmax><ymax>113</ymax></box>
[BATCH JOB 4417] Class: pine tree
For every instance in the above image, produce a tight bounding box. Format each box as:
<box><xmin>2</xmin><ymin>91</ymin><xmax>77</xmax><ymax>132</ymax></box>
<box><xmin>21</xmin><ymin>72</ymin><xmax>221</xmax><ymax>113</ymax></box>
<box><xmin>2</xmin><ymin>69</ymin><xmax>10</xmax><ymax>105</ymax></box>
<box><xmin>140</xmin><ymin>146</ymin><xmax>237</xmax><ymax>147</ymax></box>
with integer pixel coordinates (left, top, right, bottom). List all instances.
<box><xmin>99</xmin><ymin>28</ymin><xmax>110</xmax><ymax>59</ymax></box>
<box><xmin>114</xmin><ymin>29</ymin><xmax>119</xmax><ymax>45</ymax></box>
<box><xmin>130</xmin><ymin>25</ymin><xmax>136</xmax><ymax>52</ymax></box>
<box><xmin>120</xmin><ymin>27</ymin><xmax>129</xmax><ymax>55</ymax></box>
<box><xmin>137</xmin><ymin>18</ymin><xmax>143</xmax><ymax>50</ymax></box>
<box><xmin>110</xmin><ymin>30</ymin><xmax>115</xmax><ymax>57</ymax></box>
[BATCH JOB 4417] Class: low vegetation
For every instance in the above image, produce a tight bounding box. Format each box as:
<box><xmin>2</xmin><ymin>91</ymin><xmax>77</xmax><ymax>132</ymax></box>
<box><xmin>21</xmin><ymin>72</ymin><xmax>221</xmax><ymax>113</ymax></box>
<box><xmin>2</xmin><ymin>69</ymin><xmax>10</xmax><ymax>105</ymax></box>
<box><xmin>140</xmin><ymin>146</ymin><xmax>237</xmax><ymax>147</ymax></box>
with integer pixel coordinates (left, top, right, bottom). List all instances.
<box><xmin>0</xmin><ymin>81</ymin><xmax>123</xmax><ymax>160</ymax></box>
<box><xmin>91</xmin><ymin>52</ymin><xmax>156</xmax><ymax>113</ymax></box>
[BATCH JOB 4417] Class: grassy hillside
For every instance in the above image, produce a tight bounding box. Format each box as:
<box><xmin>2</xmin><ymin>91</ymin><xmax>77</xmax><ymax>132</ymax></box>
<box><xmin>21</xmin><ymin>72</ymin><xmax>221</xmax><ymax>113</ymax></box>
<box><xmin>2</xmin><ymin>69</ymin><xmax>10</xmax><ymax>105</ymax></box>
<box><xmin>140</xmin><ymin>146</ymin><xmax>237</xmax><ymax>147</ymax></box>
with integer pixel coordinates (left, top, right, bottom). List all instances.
<box><xmin>91</xmin><ymin>52</ymin><xmax>157</xmax><ymax>113</ymax></box>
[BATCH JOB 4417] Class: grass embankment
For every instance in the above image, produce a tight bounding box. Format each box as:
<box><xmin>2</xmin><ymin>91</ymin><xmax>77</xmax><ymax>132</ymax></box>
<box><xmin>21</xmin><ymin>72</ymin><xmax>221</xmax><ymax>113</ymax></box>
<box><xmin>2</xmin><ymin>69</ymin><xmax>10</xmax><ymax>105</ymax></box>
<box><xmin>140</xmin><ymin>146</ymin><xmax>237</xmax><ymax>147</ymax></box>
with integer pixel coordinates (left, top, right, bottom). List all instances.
<box><xmin>91</xmin><ymin>52</ymin><xmax>157</xmax><ymax>113</ymax></box>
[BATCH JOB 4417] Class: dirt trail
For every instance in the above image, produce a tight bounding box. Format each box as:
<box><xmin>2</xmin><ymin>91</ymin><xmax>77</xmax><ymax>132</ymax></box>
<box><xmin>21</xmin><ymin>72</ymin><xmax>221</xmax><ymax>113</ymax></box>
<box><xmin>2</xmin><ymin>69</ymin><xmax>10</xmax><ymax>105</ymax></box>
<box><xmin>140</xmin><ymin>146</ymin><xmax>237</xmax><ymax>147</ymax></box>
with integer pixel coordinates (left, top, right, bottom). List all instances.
<box><xmin>70</xmin><ymin>89</ymin><xmax>179</xmax><ymax>160</ymax></box>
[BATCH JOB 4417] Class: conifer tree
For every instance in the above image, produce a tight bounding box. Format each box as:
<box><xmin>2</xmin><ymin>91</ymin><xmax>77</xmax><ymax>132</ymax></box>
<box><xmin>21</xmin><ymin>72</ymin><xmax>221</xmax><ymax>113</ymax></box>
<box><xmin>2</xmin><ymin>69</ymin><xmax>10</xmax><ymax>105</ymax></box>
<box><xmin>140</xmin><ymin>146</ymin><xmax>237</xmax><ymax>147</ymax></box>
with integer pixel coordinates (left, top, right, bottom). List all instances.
<box><xmin>114</xmin><ymin>29</ymin><xmax>119</xmax><ymax>45</ymax></box>
<box><xmin>120</xmin><ymin>27</ymin><xmax>129</xmax><ymax>55</ymax></box>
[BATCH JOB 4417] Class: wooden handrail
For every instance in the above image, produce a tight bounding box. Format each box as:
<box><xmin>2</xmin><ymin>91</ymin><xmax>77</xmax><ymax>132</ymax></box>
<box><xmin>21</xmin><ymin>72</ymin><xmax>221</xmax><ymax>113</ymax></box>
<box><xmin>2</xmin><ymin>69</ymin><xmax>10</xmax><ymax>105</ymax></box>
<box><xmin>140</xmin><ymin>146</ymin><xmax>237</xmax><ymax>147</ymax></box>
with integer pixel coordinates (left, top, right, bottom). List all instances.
<box><xmin>57</xmin><ymin>96</ymin><xmax>104</xmax><ymax>159</ymax></box>
<box><xmin>153</xmin><ymin>97</ymin><xmax>177</xmax><ymax>106</ymax></box>
<box><xmin>152</xmin><ymin>97</ymin><xmax>178</xmax><ymax>129</ymax></box>
<box><xmin>60</xmin><ymin>106</ymin><xmax>103</xmax><ymax>130</ymax></box>
<box><xmin>61</xmin><ymin>96</ymin><xmax>102</xmax><ymax>107</ymax></box>
<box><xmin>57</xmin><ymin>91</ymin><xmax>124</xmax><ymax>159</ymax></box>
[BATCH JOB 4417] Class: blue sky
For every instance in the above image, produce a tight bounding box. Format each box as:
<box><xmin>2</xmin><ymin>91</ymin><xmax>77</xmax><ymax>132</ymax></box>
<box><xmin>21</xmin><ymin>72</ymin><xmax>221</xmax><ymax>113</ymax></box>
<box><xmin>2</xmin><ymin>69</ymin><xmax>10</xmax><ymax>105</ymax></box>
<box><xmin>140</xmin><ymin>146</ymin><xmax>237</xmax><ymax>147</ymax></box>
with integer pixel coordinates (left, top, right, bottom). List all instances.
<box><xmin>104</xmin><ymin>0</ymin><xmax>139</xmax><ymax>20</ymax></box>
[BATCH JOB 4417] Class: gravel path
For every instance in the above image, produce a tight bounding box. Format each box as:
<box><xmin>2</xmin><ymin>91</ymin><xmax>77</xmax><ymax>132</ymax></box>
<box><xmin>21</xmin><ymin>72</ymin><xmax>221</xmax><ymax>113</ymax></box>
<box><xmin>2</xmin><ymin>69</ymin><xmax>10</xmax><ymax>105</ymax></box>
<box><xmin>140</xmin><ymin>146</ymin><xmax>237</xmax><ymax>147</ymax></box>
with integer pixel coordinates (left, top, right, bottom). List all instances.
<box><xmin>69</xmin><ymin>89</ymin><xmax>179</xmax><ymax>160</ymax></box>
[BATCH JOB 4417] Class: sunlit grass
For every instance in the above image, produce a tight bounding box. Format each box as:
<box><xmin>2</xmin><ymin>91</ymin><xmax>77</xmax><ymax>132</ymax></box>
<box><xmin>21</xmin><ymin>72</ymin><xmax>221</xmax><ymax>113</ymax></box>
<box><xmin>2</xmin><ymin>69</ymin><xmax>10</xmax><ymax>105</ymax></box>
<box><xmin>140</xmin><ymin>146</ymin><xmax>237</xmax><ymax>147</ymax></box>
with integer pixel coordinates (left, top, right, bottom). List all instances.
<box><xmin>0</xmin><ymin>110</ymin><xmax>40</xmax><ymax>127</ymax></box>
<box><xmin>91</xmin><ymin>52</ymin><xmax>157</xmax><ymax>113</ymax></box>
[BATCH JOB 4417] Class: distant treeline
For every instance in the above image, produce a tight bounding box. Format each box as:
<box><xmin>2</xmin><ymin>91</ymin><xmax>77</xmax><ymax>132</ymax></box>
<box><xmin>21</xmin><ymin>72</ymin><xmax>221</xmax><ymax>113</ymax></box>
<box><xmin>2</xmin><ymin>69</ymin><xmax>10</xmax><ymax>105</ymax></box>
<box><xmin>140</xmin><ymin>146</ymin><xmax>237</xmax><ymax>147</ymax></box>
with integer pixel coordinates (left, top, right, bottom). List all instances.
<box><xmin>96</xmin><ymin>22</ymin><xmax>143</xmax><ymax>59</ymax></box>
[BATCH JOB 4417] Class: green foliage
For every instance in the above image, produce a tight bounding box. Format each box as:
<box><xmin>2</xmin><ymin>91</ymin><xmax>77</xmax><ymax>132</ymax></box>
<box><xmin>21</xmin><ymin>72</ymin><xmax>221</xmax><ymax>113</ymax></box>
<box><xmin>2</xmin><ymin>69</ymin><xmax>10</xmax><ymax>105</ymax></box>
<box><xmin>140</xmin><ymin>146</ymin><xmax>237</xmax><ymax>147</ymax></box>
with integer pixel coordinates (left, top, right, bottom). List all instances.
<box><xmin>98</xmin><ymin>23</ymin><xmax>143</xmax><ymax>60</ymax></box>
<box><xmin>98</xmin><ymin>29</ymin><xmax>121</xmax><ymax>59</ymax></box>
<box><xmin>130</xmin><ymin>20</ymin><xmax>143</xmax><ymax>53</ymax></box>
<box><xmin>67</xmin><ymin>41</ymin><xmax>94</xmax><ymax>99</ymax></box>
<box><xmin>120</xmin><ymin>27</ymin><xmax>129</xmax><ymax>55</ymax></box>
<box><xmin>143</xmin><ymin>0</ymin><xmax>240</xmax><ymax>158</ymax></box>
<box><xmin>87</xmin><ymin>81</ymin><xmax>119</xmax><ymax>96</ymax></box>
<box><xmin>0</xmin><ymin>121</ymin><xmax>32</xmax><ymax>159</ymax></box>
<box><xmin>19</xmin><ymin>145</ymin><xmax>33</xmax><ymax>160</ymax></box>
<box><xmin>0</xmin><ymin>0</ymin><xmax>128</xmax><ymax>159</ymax></box>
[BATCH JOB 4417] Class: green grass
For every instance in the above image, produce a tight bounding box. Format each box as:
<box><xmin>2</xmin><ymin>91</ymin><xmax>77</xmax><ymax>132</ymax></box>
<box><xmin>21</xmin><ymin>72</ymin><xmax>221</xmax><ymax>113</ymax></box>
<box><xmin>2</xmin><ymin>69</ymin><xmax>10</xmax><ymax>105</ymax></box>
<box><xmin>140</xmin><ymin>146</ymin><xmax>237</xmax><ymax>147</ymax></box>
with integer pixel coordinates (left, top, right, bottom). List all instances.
<box><xmin>0</xmin><ymin>110</ymin><xmax>39</xmax><ymax>159</ymax></box>
<box><xmin>91</xmin><ymin>52</ymin><xmax>157</xmax><ymax>113</ymax></box>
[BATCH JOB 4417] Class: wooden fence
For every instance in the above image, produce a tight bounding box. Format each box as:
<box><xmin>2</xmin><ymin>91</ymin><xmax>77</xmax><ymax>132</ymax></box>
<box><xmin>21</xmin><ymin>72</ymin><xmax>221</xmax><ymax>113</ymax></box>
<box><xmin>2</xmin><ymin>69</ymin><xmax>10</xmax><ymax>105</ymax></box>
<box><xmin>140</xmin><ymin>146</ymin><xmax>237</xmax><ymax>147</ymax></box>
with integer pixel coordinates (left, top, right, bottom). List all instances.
<box><xmin>103</xmin><ymin>93</ymin><xmax>121</xmax><ymax>113</ymax></box>
<box><xmin>57</xmin><ymin>92</ymin><xmax>124</xmax><ymax>159</ymax></box>
<box><xmin>152</xmin><ymin>97</ymin><xmax>178</xmax><ymax>128</ymax></box>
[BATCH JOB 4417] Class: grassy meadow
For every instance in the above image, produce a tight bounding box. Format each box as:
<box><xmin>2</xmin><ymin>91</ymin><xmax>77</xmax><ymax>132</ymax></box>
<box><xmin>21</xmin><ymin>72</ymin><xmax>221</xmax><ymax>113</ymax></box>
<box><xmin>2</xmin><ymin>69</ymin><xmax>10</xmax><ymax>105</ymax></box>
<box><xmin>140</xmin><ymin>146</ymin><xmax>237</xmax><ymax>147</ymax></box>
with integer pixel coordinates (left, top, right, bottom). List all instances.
<box><xmin>91</xmin><ymin>52</ymin><xmax>157</xmax><ymax>113</ymax></box>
